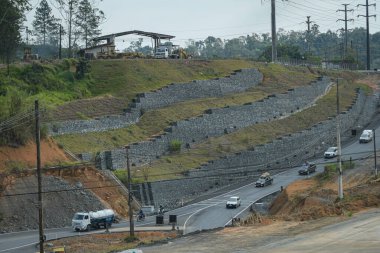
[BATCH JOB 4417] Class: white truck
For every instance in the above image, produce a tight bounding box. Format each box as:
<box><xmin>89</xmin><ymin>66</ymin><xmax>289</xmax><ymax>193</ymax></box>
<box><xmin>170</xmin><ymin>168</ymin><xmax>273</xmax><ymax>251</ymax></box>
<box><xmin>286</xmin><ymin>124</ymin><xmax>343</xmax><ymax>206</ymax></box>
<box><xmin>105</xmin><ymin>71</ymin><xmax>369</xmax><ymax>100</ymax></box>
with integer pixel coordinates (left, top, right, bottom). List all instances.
<box><xmin>72</xmin><ymin>209</ymin><xmax>115</xmax><ymax>231</ymax></box>
<box><xmin>359</xmin><ymin>129</ymin><xmax>374</xmax><ymax>143</ymax></box>
<box><xmin>154</xmin><ymin>45</ymin><xmax>170</xmax><ymax>59</ymax></box>
<box><xmin>154</xmin><ymin>43</ymin><xmax>187</xmax><ymax>59</ymax></box>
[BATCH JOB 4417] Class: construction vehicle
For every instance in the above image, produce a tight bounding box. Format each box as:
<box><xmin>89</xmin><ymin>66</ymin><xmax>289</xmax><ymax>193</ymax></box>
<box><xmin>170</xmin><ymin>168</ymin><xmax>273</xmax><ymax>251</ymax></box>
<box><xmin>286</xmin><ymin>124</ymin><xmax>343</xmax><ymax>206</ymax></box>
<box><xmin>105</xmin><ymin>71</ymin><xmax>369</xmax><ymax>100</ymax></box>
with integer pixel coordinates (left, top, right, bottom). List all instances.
<box><xmin>23</xmin><ymin>47</ymin><xmax>39</xmax><ymax>61</ymax></box>
<box><xmin>96</xmin><ymin>50</ymin><xmax>143</xmax><ymax>59</ymax></box>
<box><xmin>154</xmin><ymin>42</ymin><xmax>188</xmax><ymax>59</ymax></box>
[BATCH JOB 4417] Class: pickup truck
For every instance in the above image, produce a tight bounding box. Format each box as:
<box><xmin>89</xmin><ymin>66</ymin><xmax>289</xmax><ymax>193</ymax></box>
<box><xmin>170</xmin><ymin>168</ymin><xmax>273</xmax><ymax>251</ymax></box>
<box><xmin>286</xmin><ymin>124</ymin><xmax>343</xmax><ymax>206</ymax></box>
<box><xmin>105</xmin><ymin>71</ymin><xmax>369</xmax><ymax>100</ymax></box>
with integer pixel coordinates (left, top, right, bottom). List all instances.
<box><xmin>255</xmin><ymin>172</ymin><xmax>273</xmax><ymax>187</ymax></box>
<box><xmin>298</xmin><ymin>162</ymin><xmax>316</xmax><ymax>175</ymax></box>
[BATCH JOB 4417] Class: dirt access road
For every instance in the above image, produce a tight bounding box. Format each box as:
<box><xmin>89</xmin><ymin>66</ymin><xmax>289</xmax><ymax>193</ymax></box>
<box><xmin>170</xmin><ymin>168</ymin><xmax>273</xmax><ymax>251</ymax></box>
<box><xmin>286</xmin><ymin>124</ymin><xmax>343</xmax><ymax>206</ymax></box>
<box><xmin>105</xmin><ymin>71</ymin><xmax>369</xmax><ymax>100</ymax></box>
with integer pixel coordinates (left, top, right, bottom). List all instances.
<box><xmin>140</xmin><ymin>208</ymin><xmax>380</xmax><ymax>253</ymax></box>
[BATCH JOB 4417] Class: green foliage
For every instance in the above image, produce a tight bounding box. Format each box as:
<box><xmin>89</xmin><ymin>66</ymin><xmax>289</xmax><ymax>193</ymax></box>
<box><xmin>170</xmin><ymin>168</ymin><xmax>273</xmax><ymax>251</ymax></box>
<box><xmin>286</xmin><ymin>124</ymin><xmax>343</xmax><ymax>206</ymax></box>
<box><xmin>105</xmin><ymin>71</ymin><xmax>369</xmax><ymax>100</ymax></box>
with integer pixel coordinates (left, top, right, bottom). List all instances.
<box><xmin>316</xmin><ymin>162</ymin><xmax>355</xmax><ymax>183</ymax></box>
<box><xmin>0</xmin><ymin>0</ymin><xmax>29</xmax><ymax>72</ymax></box>
<box><xmin>5</xmin><ymin>160</ymin><xmax>27</xmax><ymax>174</ymax></box>
<box><xmin>114</xmin><ymin>170</ymin><xmax>127</xmax><ymax>185</ymax></box>
<box><xmin>259</xmin><ymin>44</ymin><xmax>303</xmax><ymax>62</ymax></box>
<box><xmin>32</xmin><ymin>0</ymin><xmax>60</xmax><ymax>46</ymax></box>
<box><xmin>0</xmin><ymin>88</ymin><xmax>34</xmax><ymax>146</ymax></box>
<box><xmin>124</xmin><ymin>235</ymin><xmax>139</xmax><ymax>243</ymax></box>
<box><xmin>76</xmin><ymin>58</ymin><xmax>91</xmax><ymax>79</ymax></box>
<box><xmin>75</xmin><ymin>0</ymin><xmax>105</xmax><ymax>47</ymax></box>
<box><xmin>169</xmin><ymin>140</ymin><xmax>182</xmax><ymax>153</ymax></box>
<box><xmin>316</xmin><ymin>165</ymin><xmax>335</xmax><ymax>182</ymax></box>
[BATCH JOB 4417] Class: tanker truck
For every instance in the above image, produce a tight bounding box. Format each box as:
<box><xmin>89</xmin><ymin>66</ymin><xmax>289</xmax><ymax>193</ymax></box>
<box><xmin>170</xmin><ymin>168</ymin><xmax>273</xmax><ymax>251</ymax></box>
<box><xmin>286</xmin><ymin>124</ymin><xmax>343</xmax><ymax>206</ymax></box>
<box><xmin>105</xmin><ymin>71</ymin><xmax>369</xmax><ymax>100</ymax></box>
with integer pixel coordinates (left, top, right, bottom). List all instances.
<box><xmin>72</xmin><ymin>209</ymin><xmax>115</xmax><ymax>231</ymax></box>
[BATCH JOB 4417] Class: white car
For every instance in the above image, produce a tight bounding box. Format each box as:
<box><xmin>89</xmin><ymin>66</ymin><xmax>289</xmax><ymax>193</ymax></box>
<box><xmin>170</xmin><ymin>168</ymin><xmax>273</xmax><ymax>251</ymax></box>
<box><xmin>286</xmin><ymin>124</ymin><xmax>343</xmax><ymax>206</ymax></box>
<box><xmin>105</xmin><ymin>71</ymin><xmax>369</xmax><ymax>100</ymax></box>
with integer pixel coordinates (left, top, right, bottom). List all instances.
<box><xmin>359</xmin><ymin>129</ymin><xmax>373</xmax><ymax>143</ymax></box>
<box><xmin>324</xmin><ymin>147</ymin><xmax>338</xmax><ymax>159</ymax></box>
<box><xmin>226</xmin><ymin>196</ymin><xmax>241</xmax><ymax>209</ymax></box>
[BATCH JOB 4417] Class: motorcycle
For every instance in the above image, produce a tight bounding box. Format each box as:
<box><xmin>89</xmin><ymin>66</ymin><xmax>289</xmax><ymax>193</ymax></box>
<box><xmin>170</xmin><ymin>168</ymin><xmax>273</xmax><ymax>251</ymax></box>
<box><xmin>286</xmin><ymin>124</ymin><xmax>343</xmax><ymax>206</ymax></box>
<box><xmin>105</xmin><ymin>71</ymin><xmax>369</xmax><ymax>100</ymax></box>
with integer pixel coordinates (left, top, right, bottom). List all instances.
<box><xmin>137</xmin><ymin>213</ymin><xmax>145</xmax><ymax>221</ymax></box>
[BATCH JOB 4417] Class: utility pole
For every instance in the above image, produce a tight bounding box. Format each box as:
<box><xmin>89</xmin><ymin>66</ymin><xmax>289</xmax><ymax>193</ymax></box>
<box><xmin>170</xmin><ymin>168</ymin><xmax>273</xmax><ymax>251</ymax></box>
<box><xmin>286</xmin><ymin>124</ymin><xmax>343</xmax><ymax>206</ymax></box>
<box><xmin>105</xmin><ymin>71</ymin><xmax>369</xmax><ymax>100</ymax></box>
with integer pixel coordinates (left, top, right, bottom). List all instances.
<box><xmin>126</xmin><ymin>147</ymin><xmax>135</xmax><ymax>237</ymax></box>
<box><xmin>59</xmin><ymin>24</ymin><xmax>62</xmax><ymax>59</ymax></box>
<box><xmin>337</xmin><ymin>4</ymin><xmax>354</xmax><ymax>57</ymax></box>
<box><xmin>374</xmin><ymin>129</ymin><xmax>378</xmax><ymax>176</ymax></box>
<box><xmin>271</xmin><ymin>0</ymin><xmax>277</xmax><ymax>62</ymax></box>
<box><xmin>306</xmin><ymin>16</ymin><xmax>313</xmax><ymax>55</ymax></box>
<box><xmin>26</xmin><ymin>26</ymin><xmax>29</xmax><ymax>45</ymax></box>
<box><xmin>358</xmin><ymin>0</ymin><xmax>376</xmax><ymax>70</ymax></box>
<box><xmin>35</xmin><ymin>100</ymin><xmax>44</xmax><ymax>253</ymax></box>
<box><xmin>68</xmin><ymin>0</ymin><xmax>73</xmax><ymax>58</ymax></box>
<box><xmin>336</xmin><ymin>79</ymin><xmax>343</xmax><ymax>200</ymax></box>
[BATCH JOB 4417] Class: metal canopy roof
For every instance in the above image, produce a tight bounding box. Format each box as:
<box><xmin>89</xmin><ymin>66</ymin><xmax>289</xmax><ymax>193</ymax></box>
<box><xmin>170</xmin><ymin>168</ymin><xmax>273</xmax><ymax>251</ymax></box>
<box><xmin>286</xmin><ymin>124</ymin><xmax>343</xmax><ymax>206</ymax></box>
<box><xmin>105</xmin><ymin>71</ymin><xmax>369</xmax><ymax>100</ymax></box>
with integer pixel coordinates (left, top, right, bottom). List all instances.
<box><xmin>93</xmin><ymin>30</ymin><xmax>175</xmax><ymax>42</ymax></box>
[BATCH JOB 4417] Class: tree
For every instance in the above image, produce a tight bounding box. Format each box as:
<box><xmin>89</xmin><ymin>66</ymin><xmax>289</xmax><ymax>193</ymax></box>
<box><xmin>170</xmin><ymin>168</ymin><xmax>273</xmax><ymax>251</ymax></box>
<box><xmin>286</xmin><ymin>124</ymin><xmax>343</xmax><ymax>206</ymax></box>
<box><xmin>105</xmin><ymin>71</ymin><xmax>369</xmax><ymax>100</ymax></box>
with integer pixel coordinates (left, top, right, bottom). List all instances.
<box><xmin>126</xmin><ymin>38</ymin><xmax>143</xmax><ymax>52</ymax></box>
<box><xmin>54</xmin><ymin>0</ymin><xmax>79</xmax><ymax>57</ymax></box>
<box><xmin>0</xmin><ymin>0</ymin><xmax>29</xmax><ymax>74</ymax></box>
<box><xmin>54</xmin><ymin>0</ymin><xmax>104</xmax><ymax>55</ymax></box>
<box><xmin>75</xmin><ymin>0</ymin><xmax>104</xmax><ymax>48</ymax></box>
<box><xmin>33</xmin><ymin>0</ymin><xmax>59</xmax><ymax>45</ymax></box>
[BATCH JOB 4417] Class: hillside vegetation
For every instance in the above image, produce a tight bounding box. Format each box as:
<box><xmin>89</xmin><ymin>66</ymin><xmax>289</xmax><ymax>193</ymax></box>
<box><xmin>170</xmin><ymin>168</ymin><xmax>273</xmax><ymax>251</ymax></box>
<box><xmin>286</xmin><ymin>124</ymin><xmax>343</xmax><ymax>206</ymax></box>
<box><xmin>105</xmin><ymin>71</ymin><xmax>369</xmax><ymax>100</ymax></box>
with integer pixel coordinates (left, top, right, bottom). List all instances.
<box><xmin>54</xmin><ymin>63</ymin><xmax>318</xmax><ymax>153</ymax></box>
<box><xmin>0</xmin><ymin>59</ymin><xmax>255</xmax><ymax>146</ymax></box>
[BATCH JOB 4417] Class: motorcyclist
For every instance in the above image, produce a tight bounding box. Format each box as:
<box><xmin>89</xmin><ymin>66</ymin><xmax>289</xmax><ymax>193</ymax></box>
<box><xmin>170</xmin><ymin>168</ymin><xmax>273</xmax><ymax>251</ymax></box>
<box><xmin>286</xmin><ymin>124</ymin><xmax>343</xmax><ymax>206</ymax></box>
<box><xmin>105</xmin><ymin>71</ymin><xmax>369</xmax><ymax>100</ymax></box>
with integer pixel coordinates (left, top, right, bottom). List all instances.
<box><xmin>138</xmin><ymin>209</ymin><xmax>145</xmax><ymax>220</ymax></box>
<box><xmin>159</xmin><ymin>205</ymin><xmax>164</xmax><ymax>215</ymax></box>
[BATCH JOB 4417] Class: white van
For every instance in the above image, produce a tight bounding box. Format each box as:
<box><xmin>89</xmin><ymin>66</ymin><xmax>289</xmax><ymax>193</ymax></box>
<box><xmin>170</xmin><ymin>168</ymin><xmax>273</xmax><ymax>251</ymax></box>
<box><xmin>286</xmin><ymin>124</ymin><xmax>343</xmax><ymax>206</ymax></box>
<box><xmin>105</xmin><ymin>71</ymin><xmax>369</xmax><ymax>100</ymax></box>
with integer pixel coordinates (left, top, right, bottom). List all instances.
<box><xmin>359</xmin><ymin>129</ymin><xmax>374</xmax><ymax>143</ymax></box>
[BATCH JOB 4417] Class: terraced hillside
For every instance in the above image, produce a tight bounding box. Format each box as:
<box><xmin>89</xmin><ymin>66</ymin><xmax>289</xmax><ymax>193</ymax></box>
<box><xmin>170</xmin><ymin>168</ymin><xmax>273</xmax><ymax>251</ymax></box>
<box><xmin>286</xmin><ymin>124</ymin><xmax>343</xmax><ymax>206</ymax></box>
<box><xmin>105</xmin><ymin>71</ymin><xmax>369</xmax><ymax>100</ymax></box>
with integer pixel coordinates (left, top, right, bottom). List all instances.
<box><xmin>46</xmin><ymin>59</ymin><xmax>258</xmax><ymax>122</ymax></box>
<box><xmin>46</xmin><ymin>60</ymin><xmax>378</xmax><ymax>209</ymax></box>
<box><xmin>54</xmin><ymin>63</ymin><xmax>318</xmax><ymax>153</ymax></box>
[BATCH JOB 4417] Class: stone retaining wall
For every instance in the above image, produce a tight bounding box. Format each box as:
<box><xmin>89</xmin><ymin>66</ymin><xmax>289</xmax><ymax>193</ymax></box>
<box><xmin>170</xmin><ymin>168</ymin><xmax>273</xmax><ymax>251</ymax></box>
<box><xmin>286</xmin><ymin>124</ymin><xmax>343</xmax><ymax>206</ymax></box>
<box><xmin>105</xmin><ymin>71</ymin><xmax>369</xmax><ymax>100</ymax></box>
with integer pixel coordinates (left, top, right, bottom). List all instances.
<box><xmin>81</xmin><ymin>76</ymin><xmax>332</xmax><ymax>169</ymax></box>
<box><xmin>132</xmin><ymin>90</ymin><xmax>378</xmax><ymax>209</ymax></box>
<box><xmin>49</xmin><ymin>68</ymin><xmax>263</xmax><ymax>136</ymax></box>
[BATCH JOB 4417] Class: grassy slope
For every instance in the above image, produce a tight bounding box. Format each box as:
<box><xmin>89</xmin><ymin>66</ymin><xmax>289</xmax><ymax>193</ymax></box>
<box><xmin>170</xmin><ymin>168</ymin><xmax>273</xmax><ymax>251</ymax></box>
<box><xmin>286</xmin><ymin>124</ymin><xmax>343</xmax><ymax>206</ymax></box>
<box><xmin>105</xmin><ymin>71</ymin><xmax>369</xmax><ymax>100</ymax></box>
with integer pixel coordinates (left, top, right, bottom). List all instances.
<box><xmin>89</xmin><ymin>59</ymin><xmax>257</xmax><ymax>98</ymax></box>
<box><xmin>48</xmin><ymin>60</ymin><xmax>258</xmax><ymax>121</ymax></box>
<box><xmin>54</xmin><ymin>63</ymin><xmax>317</xmax><ymax>153</ymax></box>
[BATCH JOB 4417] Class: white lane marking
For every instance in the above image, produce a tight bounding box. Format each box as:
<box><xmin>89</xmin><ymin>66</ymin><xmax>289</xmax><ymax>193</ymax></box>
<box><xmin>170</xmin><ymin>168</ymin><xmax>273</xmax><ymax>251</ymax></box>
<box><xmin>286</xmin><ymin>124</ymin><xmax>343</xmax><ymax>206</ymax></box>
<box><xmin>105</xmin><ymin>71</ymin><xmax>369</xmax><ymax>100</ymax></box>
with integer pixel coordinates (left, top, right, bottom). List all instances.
<box><xmin>0</xmin><ymin>242</ymin><xmax>37</xmax><ymax>252</ymax></box>
<box><xmin>183</xmin><ymin>203</ymin><xmax>219</xmax><ymax>234</ymax></box>
<box><xmin>224</xmin><ymin>189</ymin><xmax>280</xmax><ymax>227</ymax></box>
<box><xmin>192</xmin><ymin>202</ymin><xmax>224</xmax><ymax>206</ymax></box>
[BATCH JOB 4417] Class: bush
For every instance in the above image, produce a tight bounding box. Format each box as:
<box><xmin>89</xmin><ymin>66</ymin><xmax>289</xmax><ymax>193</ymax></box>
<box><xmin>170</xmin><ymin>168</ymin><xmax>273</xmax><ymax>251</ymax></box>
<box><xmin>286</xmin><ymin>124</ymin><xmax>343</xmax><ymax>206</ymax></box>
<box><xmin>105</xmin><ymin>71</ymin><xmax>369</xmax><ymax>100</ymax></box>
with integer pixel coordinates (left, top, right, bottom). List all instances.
<box><xmin>5</xmin><ymin>160</ymin><xmax>27</xmax><ymax>174</ymax></box>
<box><xmin>124</xmin><ymin>235</ymin><xmax>139</xmax><ymax>243</ymax></box>
<box><xmin>169</xmin><ymin>139</ymin><xmax>182</xmax><ymax>153</ymax></box>
<box><xmin>76</xmin><ymin>58</ymin><xmax>91</xmax><ymax>79</ymax></box>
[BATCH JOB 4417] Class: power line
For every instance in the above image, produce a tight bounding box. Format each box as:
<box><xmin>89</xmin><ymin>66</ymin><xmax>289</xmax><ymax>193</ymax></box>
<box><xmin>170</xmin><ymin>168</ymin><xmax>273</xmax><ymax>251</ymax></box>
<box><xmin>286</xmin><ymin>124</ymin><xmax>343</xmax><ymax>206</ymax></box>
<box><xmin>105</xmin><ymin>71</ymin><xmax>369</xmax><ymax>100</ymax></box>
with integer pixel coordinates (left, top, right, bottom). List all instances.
<box><xmin>357</xmin><ymin>0</ymin><xmax>377</xmax><ymax>70</ymax></box>
<box><xmin>337</xmin><ymin>4</ymin><xmax>354</xmax><ymax>56</ymax></box>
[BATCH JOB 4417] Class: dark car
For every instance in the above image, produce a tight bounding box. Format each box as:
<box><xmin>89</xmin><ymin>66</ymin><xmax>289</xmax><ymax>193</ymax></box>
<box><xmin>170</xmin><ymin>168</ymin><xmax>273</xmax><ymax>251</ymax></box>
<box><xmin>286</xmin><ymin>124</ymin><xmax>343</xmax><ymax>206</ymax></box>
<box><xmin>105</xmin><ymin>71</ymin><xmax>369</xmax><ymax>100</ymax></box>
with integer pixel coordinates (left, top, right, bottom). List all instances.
<box><xmin>298</xmin><ymin>162</ymin><xmax>316</xmax><ymax>175</ymax></box>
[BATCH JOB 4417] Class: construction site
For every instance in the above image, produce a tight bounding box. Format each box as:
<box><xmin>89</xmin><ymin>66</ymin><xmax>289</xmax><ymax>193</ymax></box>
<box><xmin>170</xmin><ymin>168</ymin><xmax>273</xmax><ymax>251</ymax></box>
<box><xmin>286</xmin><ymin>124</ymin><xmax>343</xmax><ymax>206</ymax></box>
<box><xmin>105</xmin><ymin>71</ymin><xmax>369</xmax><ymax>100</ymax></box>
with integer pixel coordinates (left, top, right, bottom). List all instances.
<box><xmin>79</xmin><ymin>30</ymin><xmax>189</xmax><ymax>60</ymax></box>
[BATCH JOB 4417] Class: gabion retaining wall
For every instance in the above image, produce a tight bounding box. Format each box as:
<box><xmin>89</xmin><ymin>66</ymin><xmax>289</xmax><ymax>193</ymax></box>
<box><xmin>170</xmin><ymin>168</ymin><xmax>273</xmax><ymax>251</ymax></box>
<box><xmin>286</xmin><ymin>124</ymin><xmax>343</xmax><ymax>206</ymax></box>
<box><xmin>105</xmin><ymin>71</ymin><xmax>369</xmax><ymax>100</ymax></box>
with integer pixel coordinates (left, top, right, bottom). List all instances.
<box><xmin>49</xmin><ymin>68</ymin><xmax>263</xmax><ymax>136</ymax></box>
<box><xmin>81</xmin><ymin>76</ymin><xmax>332</xmax><ymax>169</ymax></box>
<box><xmin>132</xmin><ymin>90</ymin><xmax>378</xmax><ymax>209</ymax></box>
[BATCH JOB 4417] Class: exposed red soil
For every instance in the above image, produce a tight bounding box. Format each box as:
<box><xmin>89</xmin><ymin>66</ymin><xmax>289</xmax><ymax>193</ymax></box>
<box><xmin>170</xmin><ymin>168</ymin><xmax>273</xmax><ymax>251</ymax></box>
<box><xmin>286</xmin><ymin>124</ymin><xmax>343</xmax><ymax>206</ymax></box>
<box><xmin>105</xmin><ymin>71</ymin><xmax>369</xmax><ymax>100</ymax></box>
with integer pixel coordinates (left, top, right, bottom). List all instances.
<box><xmin>0</xmin><ymin>138</ymin><xmax>70</xmax><ymax>170</ymax></box>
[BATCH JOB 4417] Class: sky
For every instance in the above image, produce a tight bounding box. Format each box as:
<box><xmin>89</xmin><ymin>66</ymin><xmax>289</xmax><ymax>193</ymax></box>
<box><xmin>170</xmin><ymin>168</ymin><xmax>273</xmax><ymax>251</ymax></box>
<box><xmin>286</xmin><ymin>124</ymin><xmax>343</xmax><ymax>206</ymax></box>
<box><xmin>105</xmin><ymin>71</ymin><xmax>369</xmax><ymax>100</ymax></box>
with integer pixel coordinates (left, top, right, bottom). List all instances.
<box><xmin>25</xmin><ymin>0</ymin><xmax>380</xmax><ymax>49</ymax></box>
